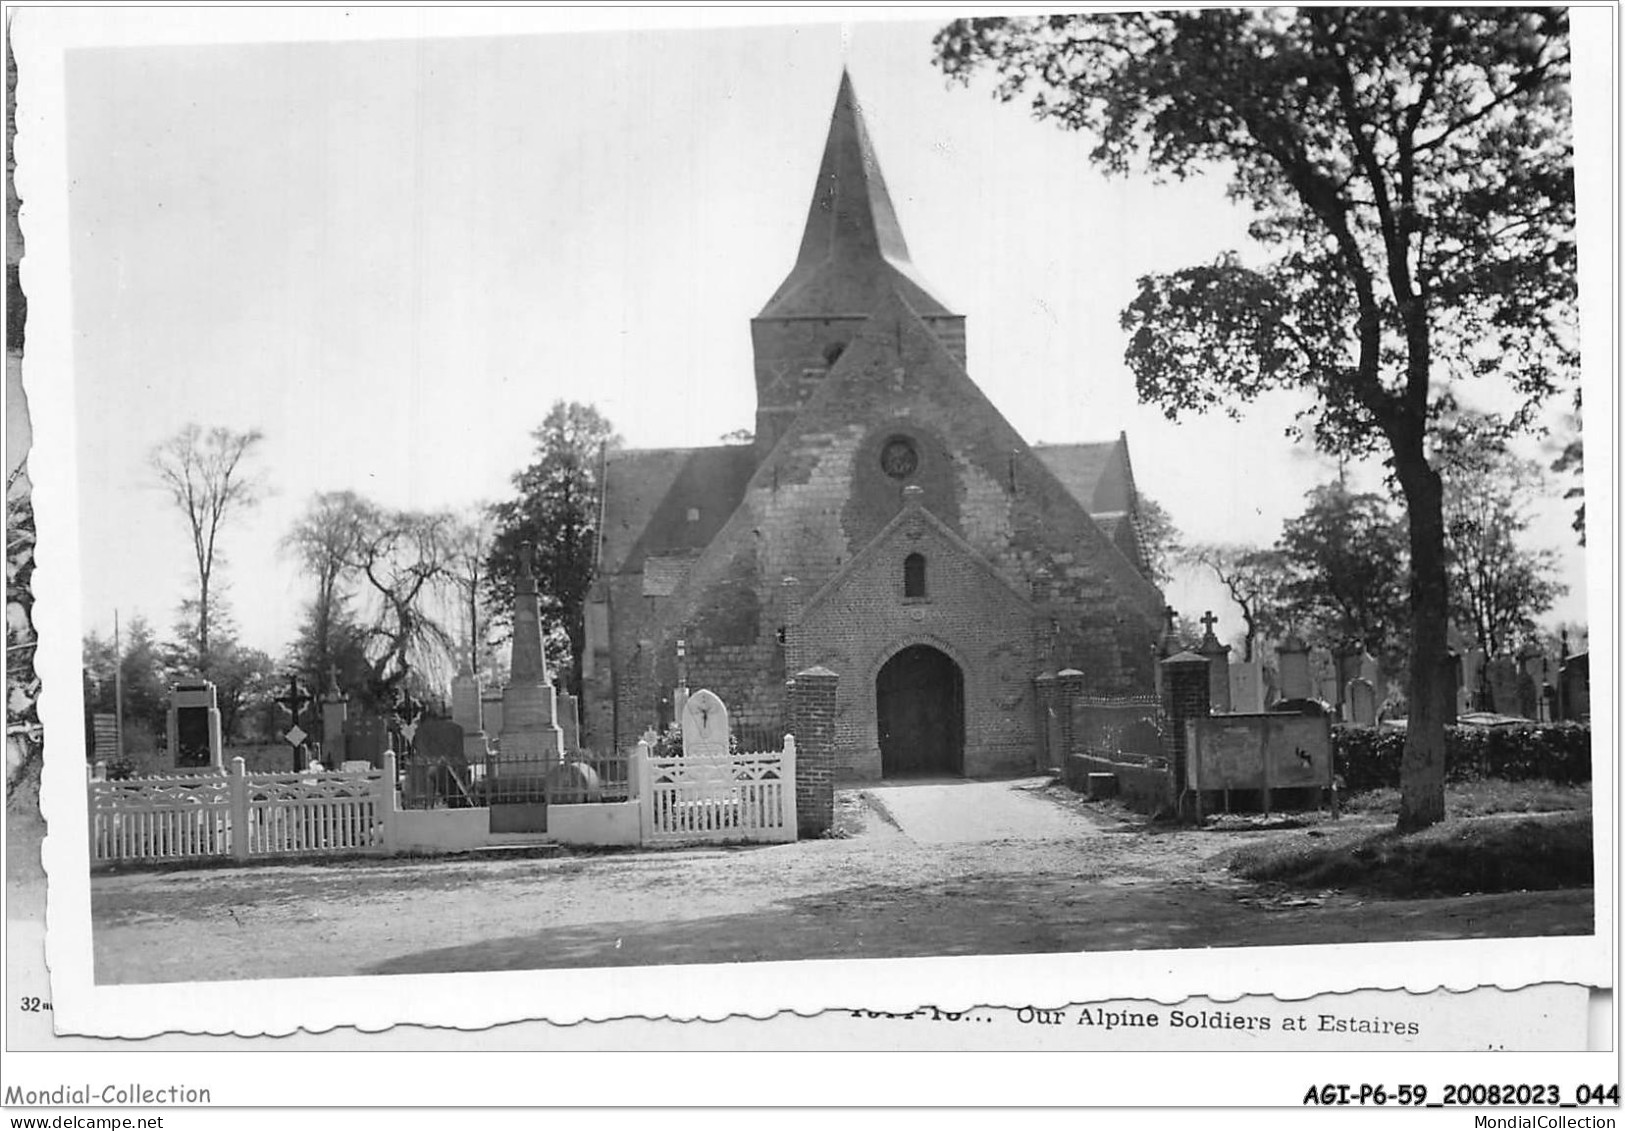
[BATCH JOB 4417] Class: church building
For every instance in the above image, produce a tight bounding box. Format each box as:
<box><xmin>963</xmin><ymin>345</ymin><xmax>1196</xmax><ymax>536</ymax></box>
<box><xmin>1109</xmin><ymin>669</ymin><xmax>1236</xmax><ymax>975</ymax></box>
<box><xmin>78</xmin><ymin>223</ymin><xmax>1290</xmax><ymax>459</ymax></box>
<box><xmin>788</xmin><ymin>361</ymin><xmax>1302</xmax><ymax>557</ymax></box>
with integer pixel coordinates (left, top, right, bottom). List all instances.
<box><xmin>582</xmin><ymin>72</ymin><xmax>1167</xmax><ymax>779</ymax></box>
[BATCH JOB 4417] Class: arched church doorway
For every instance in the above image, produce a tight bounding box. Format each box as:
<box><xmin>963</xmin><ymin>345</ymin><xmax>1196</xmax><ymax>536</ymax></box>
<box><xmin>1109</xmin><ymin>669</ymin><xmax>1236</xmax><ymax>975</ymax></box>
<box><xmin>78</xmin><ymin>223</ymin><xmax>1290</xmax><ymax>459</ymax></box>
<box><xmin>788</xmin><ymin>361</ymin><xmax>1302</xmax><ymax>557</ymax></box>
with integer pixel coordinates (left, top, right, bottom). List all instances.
<box><xmin>876</xmin><ymin>645</ymin><xmax>964</xmax><ymax>777</ymax></box>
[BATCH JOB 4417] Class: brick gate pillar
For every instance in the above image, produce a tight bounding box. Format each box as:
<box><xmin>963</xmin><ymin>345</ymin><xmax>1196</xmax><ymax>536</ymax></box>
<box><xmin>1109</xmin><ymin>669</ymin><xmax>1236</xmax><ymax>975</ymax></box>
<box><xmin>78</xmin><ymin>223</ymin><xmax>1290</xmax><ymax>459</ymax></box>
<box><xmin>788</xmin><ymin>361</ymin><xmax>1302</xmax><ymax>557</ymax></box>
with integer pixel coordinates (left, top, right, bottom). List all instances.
<box><xmin>1033</xmin><ymin>672</ymin><xmax>1057</xmax><ymax>769</ymax></box>
<box><xmin>1160</xmin><ymin>651</ymin><xmax>1212</xmax><ymax>816</ymax></box>
<box><xmin>789</xmin><ymin>666</ymin><xmax>838</xmax><ymax>838</ymax></box>
<box><xmin>1053</xmin><ymin>669</ymin><xmax>1085</xmax><ymax>762</ymax></box>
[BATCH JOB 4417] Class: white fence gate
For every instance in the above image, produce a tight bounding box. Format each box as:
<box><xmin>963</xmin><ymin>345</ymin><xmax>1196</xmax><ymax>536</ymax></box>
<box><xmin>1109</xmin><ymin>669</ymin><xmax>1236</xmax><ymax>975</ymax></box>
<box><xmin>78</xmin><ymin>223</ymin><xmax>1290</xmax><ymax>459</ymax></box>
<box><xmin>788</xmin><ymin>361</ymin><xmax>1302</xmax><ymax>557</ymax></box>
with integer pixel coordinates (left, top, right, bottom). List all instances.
<box><xmin>634</xmin><ymin>736</ymin><xmax>797</xmax><ymax>846</ymax></box>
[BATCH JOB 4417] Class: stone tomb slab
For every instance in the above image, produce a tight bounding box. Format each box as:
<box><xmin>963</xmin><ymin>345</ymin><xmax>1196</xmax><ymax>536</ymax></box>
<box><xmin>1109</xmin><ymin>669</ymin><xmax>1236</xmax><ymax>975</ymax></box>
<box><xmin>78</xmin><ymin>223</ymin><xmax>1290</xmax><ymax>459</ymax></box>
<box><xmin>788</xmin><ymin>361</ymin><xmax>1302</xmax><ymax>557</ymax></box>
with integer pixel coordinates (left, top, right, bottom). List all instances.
<box><xmin>681</xmin><ymin>688</ymin><xmax>731</xmax><ymax>756</ymax></box>
<box><xmin>344</xmin><ymin>715</ymin><xmax>392</xmax><ymax>769</ymax></box>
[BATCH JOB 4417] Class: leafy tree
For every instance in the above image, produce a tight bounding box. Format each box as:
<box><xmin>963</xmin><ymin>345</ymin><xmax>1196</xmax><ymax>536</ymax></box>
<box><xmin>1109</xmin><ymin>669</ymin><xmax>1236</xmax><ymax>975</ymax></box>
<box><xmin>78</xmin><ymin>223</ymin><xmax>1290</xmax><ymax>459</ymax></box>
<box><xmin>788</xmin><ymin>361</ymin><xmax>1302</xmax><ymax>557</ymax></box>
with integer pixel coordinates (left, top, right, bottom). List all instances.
<box><xmin>208</xmin><ymin>639</ymin><xmax>279</xmax><ymax>743</ymax></box>
<box><xmin>1445</xmin><ymin>449</ymin><xmax>1564</xmax><ymax>658</ymax></box>
<box><xmin>286</xmin><ymin>605</ymin><xmax>375</xmax><ymax>712</ymax></box>
<box><xmin>486</xmin><ymin>401</ymin><xmax>619</xmax><ymax>696</ymax></box>
<box><xmin>1135</xmin><ymin>496</ymin><xmax>1181</xmax><ymax>587</ymax></box>
<box><xmin>280</xmin><ymin>490</ymin><xmax>365</xmax><ymax>693</ymax></box>
<box><xmin>81</xmin><ymin>615</ymin><xmax>171</xmax><ymax>748</ymax></box>
<box><xmin>1275</xmin><ymin>483</ymin><xmax>1411</xmax><ymax>676</ymax></box>
<box><xmin>149</xmin><ymin>424</ymin><xmax>266</xmax><ymax>671</ymax></box>
<box><xmin>1185</xmin><ymin>543</ymin><xmax>1290</xmax><ymax>662</ymax></box>
<box><xmin>937</xmin><ymin>9</ymin><xmax>1575</xmax><ymax>830</ymax></box>
<box><xmin>1548</xmin><ymin>388</ymin><xmax>1584</xmax><ymax>546</ymax></box>
<box><xmin>155</xmin><ymin>609</ymin><xmax>277</xmax><ymax>742</ymax></box>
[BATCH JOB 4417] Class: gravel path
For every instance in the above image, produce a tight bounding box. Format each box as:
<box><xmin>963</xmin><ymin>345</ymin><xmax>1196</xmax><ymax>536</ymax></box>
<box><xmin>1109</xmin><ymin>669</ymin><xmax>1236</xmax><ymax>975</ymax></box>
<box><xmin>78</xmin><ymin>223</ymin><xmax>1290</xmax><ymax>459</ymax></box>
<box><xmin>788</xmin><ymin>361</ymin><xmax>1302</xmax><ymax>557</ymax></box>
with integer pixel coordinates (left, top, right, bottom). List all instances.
<box><xmin>87</xmin><ymin>781</ymin><xmax>1593</xmax><ymax>983</ymax></box>
<box><xmin>864</xmin><ymin>777</ymin><xmax>1109</xmax><ymax>844</ymax></box>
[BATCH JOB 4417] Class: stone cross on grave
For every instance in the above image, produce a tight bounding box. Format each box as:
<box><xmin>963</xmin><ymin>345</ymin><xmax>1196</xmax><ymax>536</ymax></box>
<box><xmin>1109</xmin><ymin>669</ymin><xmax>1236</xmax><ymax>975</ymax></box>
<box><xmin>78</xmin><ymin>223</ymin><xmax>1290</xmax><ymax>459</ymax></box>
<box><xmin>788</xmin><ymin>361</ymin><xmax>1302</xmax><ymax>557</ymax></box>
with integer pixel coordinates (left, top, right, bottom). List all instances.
<box><xmin>1199</xmin><ymin>610</ymin><xmax>1220</xmax><ymax>642</ymax></box>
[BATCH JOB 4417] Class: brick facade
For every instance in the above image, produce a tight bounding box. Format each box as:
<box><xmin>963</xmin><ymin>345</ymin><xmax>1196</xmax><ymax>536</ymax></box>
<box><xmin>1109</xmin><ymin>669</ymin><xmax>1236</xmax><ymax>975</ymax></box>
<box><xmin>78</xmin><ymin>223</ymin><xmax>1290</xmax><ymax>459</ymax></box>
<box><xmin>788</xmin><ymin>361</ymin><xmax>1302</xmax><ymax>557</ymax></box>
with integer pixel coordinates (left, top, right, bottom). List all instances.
<box><xmin>583</xmin><ymin>73</ymin><xmax>1166</xmax><ymax>776</ymax></box>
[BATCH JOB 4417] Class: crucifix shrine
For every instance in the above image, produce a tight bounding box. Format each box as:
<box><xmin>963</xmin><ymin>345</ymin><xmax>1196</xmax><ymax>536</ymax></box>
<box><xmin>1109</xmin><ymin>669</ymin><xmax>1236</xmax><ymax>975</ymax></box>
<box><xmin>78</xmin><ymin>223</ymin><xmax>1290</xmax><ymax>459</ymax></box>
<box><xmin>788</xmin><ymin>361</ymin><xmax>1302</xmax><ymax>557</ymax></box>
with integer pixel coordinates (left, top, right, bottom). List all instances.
<box><xmin>276</xmin><ymin>675</ymin><xmax>313</xmax><ymax>767</ymax></box>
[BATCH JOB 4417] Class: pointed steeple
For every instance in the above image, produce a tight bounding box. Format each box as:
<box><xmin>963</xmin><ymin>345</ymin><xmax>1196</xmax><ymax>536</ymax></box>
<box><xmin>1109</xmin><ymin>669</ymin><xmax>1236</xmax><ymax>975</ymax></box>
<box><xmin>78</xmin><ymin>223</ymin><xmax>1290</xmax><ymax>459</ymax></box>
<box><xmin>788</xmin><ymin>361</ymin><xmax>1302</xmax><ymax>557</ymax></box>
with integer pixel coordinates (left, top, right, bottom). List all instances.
<box><xmin>759</xmin><ymin>70</ymin><xmax>955</xmax><ymax>319</ymax></box>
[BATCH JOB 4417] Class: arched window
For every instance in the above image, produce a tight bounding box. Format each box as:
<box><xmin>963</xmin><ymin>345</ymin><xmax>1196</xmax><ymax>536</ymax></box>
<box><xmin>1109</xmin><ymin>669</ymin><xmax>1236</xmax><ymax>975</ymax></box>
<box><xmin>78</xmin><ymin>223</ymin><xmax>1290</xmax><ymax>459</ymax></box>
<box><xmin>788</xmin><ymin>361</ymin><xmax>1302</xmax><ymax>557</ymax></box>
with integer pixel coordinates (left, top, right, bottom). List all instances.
<box><xmin>904</xmin><ymin>552</ymin><xmax>927</xmax><ymax>599</ymax></box>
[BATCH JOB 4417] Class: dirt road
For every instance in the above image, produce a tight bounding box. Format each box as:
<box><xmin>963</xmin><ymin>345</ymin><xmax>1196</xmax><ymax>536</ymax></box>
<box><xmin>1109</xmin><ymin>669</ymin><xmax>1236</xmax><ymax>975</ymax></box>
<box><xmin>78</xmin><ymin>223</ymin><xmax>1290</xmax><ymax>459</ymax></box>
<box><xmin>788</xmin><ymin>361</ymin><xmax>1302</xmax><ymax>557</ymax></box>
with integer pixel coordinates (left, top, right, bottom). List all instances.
<box><xmin>89</xmin><ymin>780</ymin><xmax>1593</xmax><ymax>983</ymax></box>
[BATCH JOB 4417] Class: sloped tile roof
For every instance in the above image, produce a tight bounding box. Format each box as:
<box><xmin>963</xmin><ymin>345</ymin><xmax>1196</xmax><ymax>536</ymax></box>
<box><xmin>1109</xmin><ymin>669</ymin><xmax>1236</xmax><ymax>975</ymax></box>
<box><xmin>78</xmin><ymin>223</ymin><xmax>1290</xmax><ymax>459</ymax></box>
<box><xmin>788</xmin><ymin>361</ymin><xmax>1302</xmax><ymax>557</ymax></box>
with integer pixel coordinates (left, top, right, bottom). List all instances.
<box><xmin>600</xmin><ymin>444</ymin><xmax>758</xmax><ymax>575</ymax></box>
<box><xmin>1032</xmin><ymin>439</ymin><xmax>1136</xmax><ymax>515</ymax></box>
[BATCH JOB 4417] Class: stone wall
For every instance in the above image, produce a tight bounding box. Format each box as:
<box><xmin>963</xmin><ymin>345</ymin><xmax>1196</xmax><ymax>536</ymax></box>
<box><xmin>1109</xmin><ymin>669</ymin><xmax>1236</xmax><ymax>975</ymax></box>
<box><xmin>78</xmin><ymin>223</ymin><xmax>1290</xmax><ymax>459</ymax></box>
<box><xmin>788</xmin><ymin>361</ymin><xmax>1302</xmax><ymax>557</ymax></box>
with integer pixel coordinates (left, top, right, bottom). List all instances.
<box><xmin>1064</xmin><ymin>753</ymin><xmax>1175</xmax><ymax>817</ymax></box>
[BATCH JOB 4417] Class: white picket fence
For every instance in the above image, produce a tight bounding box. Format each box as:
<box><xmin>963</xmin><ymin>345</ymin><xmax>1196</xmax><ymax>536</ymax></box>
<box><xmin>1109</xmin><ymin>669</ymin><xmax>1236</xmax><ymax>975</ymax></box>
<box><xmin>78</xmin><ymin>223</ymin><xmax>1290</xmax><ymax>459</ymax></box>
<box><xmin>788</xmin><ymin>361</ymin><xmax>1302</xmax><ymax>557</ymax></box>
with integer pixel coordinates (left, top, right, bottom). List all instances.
<box><xmin>89</xmin><ymin>755</ymin><xmax>393</xmax><ymax>865</ymax></box>
<box><xmin>633</xmin><ymin>736</ymin><xmax>797</xmax><ymax>846</ymax></box>
<box><xmin>89</xmin><ymin>736</ymin><xmax>802</xmax><ymax>863</ymax></box>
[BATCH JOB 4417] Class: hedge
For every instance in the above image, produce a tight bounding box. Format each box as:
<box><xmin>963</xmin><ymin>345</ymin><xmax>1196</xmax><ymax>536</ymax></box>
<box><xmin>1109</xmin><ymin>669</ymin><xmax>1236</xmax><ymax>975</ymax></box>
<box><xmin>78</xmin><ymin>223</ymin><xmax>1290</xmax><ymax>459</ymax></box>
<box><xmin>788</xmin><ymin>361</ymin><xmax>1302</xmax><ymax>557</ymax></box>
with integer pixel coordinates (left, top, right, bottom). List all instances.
<box><xmin>1334</xmin><ymin>724</ymin><xmax>1592</xmax><ymax>794</ymax></box>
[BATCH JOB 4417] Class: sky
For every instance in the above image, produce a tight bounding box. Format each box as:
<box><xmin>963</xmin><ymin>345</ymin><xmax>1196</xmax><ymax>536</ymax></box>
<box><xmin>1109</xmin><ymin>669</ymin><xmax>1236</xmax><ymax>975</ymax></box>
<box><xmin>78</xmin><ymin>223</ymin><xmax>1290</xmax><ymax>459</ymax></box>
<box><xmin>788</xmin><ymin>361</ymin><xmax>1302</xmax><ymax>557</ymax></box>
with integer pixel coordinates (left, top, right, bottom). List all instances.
<box><xmin>59</xmin><ymin>11</ymin><xmax>1594</xmax><ymax>662</ymax></box>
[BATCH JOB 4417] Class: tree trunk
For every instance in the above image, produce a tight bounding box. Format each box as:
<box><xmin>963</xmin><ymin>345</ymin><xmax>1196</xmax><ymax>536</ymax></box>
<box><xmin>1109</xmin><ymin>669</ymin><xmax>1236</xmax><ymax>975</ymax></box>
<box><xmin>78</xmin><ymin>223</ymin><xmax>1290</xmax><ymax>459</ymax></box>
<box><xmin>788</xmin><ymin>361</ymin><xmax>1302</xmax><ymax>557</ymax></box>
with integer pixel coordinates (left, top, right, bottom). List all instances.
<box><xmin>1396</xmin><ymin>456</ymin><xmax>1449</xmax><ymax>832</ymax></box>
<box><xmin>198</xmin><ymin>574</ymin><xmax>211</xmax><ymax>675</ymax></box>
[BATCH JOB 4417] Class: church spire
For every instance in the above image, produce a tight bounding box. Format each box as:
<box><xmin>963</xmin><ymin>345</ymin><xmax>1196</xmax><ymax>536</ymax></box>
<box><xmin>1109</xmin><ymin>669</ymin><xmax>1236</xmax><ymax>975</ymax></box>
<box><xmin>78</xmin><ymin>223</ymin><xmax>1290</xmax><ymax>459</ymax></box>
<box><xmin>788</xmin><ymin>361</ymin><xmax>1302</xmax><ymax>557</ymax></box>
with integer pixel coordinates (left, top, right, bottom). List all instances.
<box><xmin>794</xmin><ymin>69</ymin><xmax>913</xmax><ymax>270</ymax></box>
<box><xmin>759</xmin><ymin>69</ymin><xmax>955</xmax><ymax>319</ymax></box>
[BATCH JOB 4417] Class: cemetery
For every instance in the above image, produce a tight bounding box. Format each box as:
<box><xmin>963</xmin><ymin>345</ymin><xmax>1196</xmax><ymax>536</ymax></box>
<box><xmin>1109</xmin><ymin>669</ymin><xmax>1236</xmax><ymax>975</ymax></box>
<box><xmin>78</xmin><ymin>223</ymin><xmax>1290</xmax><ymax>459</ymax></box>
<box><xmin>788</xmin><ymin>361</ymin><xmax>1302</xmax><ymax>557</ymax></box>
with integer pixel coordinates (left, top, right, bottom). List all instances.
<box><xmin>1045</xmin><ymin>607</ymin><xmax>1591</xmax><ymax>824</ymax></box>
<box><xmin>86</xmin><ymin>551</ymin><xmax>813</xmax><ymax>865</ymax></box>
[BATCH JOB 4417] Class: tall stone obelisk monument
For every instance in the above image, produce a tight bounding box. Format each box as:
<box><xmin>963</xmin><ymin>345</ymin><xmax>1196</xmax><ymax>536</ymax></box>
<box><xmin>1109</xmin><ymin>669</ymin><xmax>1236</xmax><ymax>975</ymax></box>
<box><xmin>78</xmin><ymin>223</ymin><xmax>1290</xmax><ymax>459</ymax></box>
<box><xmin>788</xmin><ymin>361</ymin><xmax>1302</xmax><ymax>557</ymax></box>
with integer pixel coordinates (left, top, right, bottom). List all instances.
<box><xmin>499</xmin><ymin>543</ymin><xmax>565</xmax><ymax>767</ymax></box>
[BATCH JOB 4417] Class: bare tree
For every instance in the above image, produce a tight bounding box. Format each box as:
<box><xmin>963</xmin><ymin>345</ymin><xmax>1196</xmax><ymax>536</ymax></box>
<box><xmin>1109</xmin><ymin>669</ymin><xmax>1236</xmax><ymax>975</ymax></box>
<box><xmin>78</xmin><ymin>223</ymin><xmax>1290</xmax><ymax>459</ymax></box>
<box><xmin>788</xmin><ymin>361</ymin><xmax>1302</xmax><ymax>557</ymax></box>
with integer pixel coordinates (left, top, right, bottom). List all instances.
<box><xmin>447</xmin><ymin>510</ymin><xmax>495</xmax><ymax>674</ymax></box>
<box><xmin>349</xmin><ymin>502</ymin><xmax>460</xmax><ymax>697</ymax></box>
<box><xmin>1185</xmin><ymin>543</ymin><xmax>1290</xmax><ymax>663</ymax></box>
<box><xmin>280</xmin><ymin>490</ymin><xmax>367</xmax><ymax>691</ymax></box>
<box><xmin>149</xmin><ymin>424</ymin><xmax>265</xmax><ymax>671</ymax></box>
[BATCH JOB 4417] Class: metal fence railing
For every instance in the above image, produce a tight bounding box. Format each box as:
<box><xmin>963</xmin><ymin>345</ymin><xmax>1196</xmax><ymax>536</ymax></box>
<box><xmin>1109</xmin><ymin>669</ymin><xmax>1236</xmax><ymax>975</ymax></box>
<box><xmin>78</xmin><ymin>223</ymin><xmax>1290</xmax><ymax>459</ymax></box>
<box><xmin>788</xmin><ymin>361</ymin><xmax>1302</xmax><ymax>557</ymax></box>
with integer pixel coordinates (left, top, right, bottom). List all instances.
<box><xmin>400</xmin><ymin>751</ymin><xmax>635</xmax><ymax>810</ymax></box>
<box><xmin>1071</xmin><ymin>695</ymin><xmax>1166</xmax><ymax>766</ymax></box>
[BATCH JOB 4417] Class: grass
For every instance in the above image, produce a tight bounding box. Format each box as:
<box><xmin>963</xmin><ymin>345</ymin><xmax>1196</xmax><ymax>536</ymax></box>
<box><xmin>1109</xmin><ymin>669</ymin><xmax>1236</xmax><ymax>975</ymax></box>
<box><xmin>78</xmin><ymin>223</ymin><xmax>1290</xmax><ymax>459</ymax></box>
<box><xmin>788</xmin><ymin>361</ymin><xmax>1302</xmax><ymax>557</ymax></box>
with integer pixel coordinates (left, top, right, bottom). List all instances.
<box><xmin>1230</xmin><ymin>810</ymin><xmax>1593</xmax><ymax>898</ymax></box>
<box><xmin>1343</xmin><ymin>778</ymin><xmax>1591</xmax><ymax>819</ymax></box>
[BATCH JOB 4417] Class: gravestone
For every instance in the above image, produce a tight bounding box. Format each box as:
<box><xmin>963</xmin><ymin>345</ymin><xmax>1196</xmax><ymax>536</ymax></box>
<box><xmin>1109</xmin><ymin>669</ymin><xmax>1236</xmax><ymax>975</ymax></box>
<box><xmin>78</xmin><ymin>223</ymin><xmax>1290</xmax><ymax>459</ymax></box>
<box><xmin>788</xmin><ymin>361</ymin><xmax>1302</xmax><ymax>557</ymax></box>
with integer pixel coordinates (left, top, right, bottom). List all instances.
<box><xmin>1355</xmin><ymin>652</ymin><xmax>1381</xmax><ymax>699</ymax></box>
<box><xmin>1332</xmin><ymin>647</ymin><xmax>1363</xmax><ymax>715</ymax></box>
<box><xmin>1196</xmin><ymin>611</ymin><xmax>1232</xmax><ymax>713</ymax></box>
<box><xmin>681</xmin><ymin>688</ymin><xmax>730</xmax><ymax>756</ymax></box>
<box><xmin>1461</xmin><ymin>648</ymin><xmax>1487</xmax><ymax>711</ymax></box>
<box><xmin>1485</xmin><ymin>656</ymin><xmax>1521</xmax><ymax>717</ymax></box>
<box><xmin>498</xmin><ymin>542</ymin><xmax>566</xmax><ymax>770</ymax></box>
<box><xmin>413</xmin><ymin>719</ymin><xmax>468</xmax><ymax>769</ymax></box>
<box><xmin>1516</xmin><ymin>669</ymin><xmax>1539</xmax><ymax>721</ymax></box>
<box><xmin>409</xmin><ymin>718</ymin><xmax>470</xmax><ymax>806</ymax></box>
<box><xmin>1228</xmin><ymin>657</ymin><xmax>1266</xmax><ymax>714</ymax></box>
<box><xmin>1276</xmin><ymin>637</ymin><xmax>1311</xmax><ymax>701</ymax></box>
<box><xmin>450</xmin><ymin>671</ymin><xmax>483</xmax><ymax>732</ymax></box>
<box><xmin>481</xmin><ymin>693</ymin><xmax>504</xmax><ymax>736</ymax></box>
<box><xmin>1559</xmin><ymin>653</ymin><xmax>1589</xmax><ymax>722</ymax></box>
<box><xmin>451</xmin><ymin>670</ymin><xmax>491</xmax><ymax>762</ymax></box>
<box><xmin>1308</xmin><ymin>647</ymin><xmax>1338</xmax><ymax>706</ymax></box>
<box><xmin>320</xmin><ymin>705</ymin><xmax>347</xmax><ymax>765</ymax></box>
<box><xmin>558</xmin><ymin>691</ymin><xmax>582</xmax><ymax>754</ymax></box>
<box><xmin>167</xmin><ymin>680</ymin><xmax>223</xmax><ymax>770</ymax></box>
<box><xmin>1519</xmin><ymin>647</ymin><xmax>1551</xmax><ymax>722</ymax></box>
<box><xmin>344</xmin><ymin>714</ymin><xmax>391</xmax><ymax>769</ymax></box>
<box><xmin>1346</xmin><ymin>678</ymin><xmax>1378</xmax><ymax>726</ymax></box>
